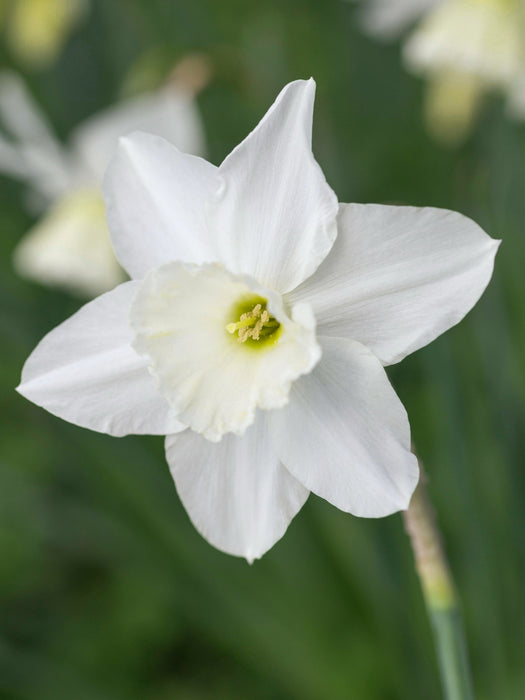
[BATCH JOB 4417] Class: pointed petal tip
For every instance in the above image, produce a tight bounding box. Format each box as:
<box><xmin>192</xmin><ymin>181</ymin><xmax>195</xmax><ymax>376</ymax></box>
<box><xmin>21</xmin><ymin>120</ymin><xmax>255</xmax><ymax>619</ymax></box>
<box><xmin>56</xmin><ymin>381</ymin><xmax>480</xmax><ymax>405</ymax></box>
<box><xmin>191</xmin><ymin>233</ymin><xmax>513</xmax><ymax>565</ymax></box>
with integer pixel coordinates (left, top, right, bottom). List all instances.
<box><xmin>16</xmin><ymin>360</ymin><xmax>36</xmax><ymax>399</ymax></box>
<box><xmin>290</xmin><ymin>76</ymin><xmax>316</xmax><ymax>96</ymax></box>
<box><xmin>115</xmin><ymin>132</ymin><xmax>135</xmax><ymax>149</ymax></box>
<box><xmin>114</xmin><ymin>130</ymin><xmax>148</xmax><ymax>153</ymax></box>
<box><xmin>486</xmin><ymin>236</ymin><xmax>502</xmax><ymax>265</ymax></box>
<box><xmin>166</xmin><ymin>423</ymin><xmax>308</xmax><ymax>560</ymax></box>
<box><xmin>270</xmin><ymin>78</ymin><xmax>316</xmax><ymax>107</ymax></box>
<box><xmin>398</xmin><ymin>451</ymin><xmax>421</xmax><ymax>512</ymax></box>
<box><xmin>357</xmin><ymin>449</ymin><xmax>420</xmax><ymax>518</ymax></box>
<box><xmin>212</xmin><ymin>75</ymin><xmax>336</xmax><ymax>293</ymax></box>
<box><xmin>114</xmin><ymin>130</ymin><xmax>167</xmax><ymax>157</ymax></box>
<box><xmin>270</xmin><ymin>337</ymin><xmax>421</xmax><ymax>520</ymax></box>
<box><xmin>244</xmin><ymin>548</ymin><xmax>259</xmax><ymax>565</ymax></box>
<box><xmin>403</xmin><ymin>470</ymin><xmax>421</xmax><ymax>513</ymax></box>
<box><xmin>297</xmin><ymin>203</ymin><xmax>502</xmax><ymax>365</ymax></box>
<box><xmin>13</xmin><ymin>282</ymin><xmax>184</xmax><ymax>438</ymax></box>
<box><xmin>236</xmin><ymin>539</ymin><xmax>274</xmax><ymax>562</ymax></box>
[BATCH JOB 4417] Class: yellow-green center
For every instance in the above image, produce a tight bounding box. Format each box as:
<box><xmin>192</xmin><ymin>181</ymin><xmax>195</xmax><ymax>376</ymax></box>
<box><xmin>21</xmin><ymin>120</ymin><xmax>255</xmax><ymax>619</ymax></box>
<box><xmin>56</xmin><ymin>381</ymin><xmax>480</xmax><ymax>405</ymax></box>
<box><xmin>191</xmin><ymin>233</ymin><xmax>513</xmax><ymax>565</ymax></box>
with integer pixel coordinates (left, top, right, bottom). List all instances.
<box><xmin>226</xmin><ymin>295</ymin><xmax>281</xmax><ymax>348</ymax></box>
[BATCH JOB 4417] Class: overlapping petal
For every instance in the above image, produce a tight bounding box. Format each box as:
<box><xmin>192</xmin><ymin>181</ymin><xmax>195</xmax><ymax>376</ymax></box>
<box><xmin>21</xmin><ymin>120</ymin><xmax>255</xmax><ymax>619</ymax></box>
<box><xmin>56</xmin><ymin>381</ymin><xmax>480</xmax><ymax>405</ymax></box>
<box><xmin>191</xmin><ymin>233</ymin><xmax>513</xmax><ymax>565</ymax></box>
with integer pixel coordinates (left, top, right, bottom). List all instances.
<box><xmin>269</xmin><ymin>337</ymin><xmax>419</xmax><ymax>517</ymax></box>
<box><xmin>17</xmin><ymin>282</ymin><xmax>183</xmax><ymax>436</ymax></box>
<box><xmin>288</xmin><ymin>203</ymin><xmax>500</xmax><ymax>366</ymax></box>
<box><xmin>208</xmin><ymin>79</ymin><xmax>338</xmax><ymax>294</ymax></box>
<box><xmin>103</xmin><ymin>132</ymin><xmax>219</xmax><ymax>279</ymax></box>
<box><xmin>166</xmin><ymin>416</ymin><xmax>309</xmax><ymax>561</ymax></box>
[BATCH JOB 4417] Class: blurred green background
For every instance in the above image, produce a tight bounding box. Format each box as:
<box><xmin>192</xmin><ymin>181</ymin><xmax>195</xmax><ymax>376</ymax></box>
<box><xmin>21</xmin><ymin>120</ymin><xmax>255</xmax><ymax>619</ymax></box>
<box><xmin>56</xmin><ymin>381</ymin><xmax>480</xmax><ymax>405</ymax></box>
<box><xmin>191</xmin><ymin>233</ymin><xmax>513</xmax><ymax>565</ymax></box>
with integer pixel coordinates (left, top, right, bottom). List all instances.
<box><xmin>1</xmin><ymin>1</ymin><xmax>524</xmax><ymax>698</ymax></box>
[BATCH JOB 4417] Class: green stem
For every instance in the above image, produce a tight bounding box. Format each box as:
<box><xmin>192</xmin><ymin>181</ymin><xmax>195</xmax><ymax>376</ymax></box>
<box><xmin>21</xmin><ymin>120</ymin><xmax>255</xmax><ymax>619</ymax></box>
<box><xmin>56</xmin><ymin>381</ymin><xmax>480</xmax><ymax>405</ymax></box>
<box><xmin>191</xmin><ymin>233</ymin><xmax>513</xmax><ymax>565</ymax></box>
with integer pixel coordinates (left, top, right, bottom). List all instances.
<box><xmin>403</xmin><ymin>469</ymin><xmax>475</xmax><ymax>700</ymax></box>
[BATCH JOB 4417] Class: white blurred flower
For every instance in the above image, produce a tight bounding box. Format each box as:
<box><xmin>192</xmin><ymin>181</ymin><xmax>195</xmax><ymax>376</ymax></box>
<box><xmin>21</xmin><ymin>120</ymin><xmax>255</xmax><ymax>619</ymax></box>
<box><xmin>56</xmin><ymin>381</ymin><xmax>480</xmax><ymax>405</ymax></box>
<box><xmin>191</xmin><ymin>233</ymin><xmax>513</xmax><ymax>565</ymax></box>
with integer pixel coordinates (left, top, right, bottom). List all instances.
<box><xmin>17</xmin><ymin>79</ymin><xmax>499</xmax><ymax>561</ymax></box>
<box><xmin>359</xmin><ymin>0</ymin><xmax>441</xmax><ymax>39</ymax></box>
<box><xmin>359</xmin><ymin>0</ymin><xmax>525</xmax><ymax>142</ymax></box>
<box><xmin>2</xmin><ymin>0</ymin><xmax>88</xmax><ymax>67</ymax></box>
<box><xmin>0</xmin><ymin>71</ymin><xmax>206</xmax><ymax>296</ymax></box>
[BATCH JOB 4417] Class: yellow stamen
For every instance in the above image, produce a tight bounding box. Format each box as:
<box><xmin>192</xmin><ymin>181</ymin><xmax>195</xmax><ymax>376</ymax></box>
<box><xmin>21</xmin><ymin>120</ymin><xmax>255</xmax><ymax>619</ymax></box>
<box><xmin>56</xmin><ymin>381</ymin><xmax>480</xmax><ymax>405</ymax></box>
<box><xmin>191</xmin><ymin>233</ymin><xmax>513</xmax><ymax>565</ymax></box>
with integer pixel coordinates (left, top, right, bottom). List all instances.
<box><xmin>226</xmin><ymin>303</ymin><xmax>279</xmax><ymax>343</ymax></box>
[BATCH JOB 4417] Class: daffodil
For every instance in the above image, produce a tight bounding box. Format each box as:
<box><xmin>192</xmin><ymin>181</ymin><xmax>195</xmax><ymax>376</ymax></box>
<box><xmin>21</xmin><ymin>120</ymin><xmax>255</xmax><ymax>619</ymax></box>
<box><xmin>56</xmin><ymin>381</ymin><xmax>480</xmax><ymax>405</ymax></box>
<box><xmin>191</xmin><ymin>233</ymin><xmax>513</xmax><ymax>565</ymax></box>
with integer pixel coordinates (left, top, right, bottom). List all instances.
<box><xmin>359</xmin><ymin>0</ymin><xmax>525</xmax><ymax>142</ymax></box>
<box><xmin>17</xmin><ymin>79</ymin><xmax>499</xmax><ymax>561</ymax></box>
<box><xmin>0</xmin><ymin>71</ymin><xmax>205</xmax><ymax>296</ymax></box>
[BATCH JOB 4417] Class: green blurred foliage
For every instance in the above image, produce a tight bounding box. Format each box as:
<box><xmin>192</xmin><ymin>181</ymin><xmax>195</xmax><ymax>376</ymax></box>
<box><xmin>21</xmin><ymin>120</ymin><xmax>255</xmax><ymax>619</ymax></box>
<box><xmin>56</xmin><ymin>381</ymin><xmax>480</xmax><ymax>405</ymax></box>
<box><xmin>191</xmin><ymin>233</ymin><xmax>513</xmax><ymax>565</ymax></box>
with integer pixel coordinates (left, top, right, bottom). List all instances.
<box><xmin>1</xmin><ymin>0</ymin><xmax>524</xmax><ymax>698</ymax></box>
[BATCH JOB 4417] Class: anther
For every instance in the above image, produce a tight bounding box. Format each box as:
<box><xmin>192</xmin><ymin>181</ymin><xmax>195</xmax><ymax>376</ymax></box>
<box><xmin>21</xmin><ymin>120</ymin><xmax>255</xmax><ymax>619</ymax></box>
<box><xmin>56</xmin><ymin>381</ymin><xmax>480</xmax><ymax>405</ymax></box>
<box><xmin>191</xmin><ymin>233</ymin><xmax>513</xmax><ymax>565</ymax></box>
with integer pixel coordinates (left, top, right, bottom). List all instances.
<box><xmin>226</xmin><ymin>302</ymin><xmax>279</xmax><ymax>343</ymax></box>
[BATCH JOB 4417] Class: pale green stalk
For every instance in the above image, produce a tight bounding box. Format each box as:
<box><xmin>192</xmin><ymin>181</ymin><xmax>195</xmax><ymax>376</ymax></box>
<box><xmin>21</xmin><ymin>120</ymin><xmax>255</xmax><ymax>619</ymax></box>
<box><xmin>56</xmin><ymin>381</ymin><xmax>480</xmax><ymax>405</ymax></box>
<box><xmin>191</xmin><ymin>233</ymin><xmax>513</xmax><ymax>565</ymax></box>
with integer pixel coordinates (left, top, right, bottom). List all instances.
<box><xmin>403</xmin><ymin>469</ymin><xmax>475</xmax><ymax>700</ymax></box>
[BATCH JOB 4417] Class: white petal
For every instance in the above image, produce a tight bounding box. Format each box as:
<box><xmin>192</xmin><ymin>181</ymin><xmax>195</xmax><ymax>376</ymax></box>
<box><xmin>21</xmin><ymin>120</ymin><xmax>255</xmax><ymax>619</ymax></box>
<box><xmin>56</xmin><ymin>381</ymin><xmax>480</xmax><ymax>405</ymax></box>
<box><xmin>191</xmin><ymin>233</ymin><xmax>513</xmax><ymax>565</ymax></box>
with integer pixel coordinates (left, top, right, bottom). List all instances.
<box><xmin>71</xmin><ymin>85</ymin><xmax>205</xmax><ymax>183</ymax></box>
<box><xmin>17</xmin><ymin>281</ymin><xmax>183</xmax><ymax>436</ymax></box>
<box><xmin>130</xmin><ymin>262</ymin><xmax>320</xmax><ymax>442</ymax></box>
<box><xmin>288</xmin><ymin>203</ymin><xmax>500</xmax><ymax>366</ymax></box>
<box><xmin>13</xmin><ymin>188</ymin><xmax>125</xmax><ymax>297</ymax></box>
<box><xmin>269</xmin><ymin>337</ymin><xmax>419</xmax><ymax>517</ymax></box>
<box><xmin>0</xmin><ymin>132</ymin><xmax>28</xmax><ymax>179</ymax></box>
<box><xmin>103</xmin><ymin>131</ymin><xmax>218</xmax><ymax>279</ymax></box>
<box><xmin>208</xmin><ymin>79</ymin><xmax>338</xmax><ymax>294</ymax></box>
<box><xmin>0</xmin><ymin>71</ymin><xmax>71</xmax><ymax>200</ymax></box>
<box><xmin>165</xmin><ymin>415</ymin><xmax>309</xmax><ymax>561</ymax></box>
<box><xmin>0</xmin><ymin>71</ymin><xmax>62</xmax><ymax>163</ymax></box>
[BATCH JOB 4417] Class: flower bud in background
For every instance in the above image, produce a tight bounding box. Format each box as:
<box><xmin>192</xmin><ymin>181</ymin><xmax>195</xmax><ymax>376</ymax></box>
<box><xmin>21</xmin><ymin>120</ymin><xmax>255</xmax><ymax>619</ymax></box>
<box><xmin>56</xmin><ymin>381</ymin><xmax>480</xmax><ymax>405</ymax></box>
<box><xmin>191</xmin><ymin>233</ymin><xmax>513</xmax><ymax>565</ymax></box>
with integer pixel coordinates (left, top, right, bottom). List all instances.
<box><xmin>0</xmin><ymin>58</ymin><xmax>208</xmax><ymax>296</ymax></box>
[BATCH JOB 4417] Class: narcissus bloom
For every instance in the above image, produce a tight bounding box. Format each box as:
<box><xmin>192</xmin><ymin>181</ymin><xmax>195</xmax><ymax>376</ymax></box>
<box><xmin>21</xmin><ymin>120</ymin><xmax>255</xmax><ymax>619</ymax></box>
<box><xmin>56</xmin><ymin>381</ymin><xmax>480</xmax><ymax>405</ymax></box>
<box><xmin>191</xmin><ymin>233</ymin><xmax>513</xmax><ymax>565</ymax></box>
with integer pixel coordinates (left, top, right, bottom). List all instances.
<box><xmin>17</xmin><ymin>79</ymin><xmax>499</xmax><ymax>561</ymax></box>
<box><xmin>0</xmin><ymin>71</ymin><xmax>205</xmax><ymax>296</ymax></box>
<box><xmin>358</xmin><ymin>0</ymin><xmax>525</xmax><ymax>142</ymax></box>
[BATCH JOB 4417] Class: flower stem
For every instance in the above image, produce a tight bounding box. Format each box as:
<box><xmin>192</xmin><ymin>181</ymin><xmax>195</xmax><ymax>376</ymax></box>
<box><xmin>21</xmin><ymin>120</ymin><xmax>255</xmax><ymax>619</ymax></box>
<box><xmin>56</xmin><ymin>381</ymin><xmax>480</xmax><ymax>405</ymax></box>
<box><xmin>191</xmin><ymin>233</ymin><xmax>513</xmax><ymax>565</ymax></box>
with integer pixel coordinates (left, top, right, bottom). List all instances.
<box><xmin>403</xmin><ymin>468</ymin><xmax>475</xmax><ymax>700</ymax></box>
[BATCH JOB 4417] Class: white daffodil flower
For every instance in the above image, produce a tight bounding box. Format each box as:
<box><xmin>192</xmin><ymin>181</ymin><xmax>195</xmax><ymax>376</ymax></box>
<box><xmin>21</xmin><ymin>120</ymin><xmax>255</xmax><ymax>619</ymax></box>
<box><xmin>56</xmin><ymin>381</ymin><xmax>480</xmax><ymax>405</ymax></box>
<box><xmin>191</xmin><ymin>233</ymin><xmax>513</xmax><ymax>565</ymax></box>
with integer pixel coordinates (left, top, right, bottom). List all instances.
<box><xmin>0</xmin><ymin>71</ymin><xmax>205</xmax><ymax>296</ymax></box>
<box><xmin>17</xmin><ymin>79</ymin><xmax>500</xmax><ymax>561</ymax></box>
<box><xmin>358</xmin><ymin>0</ymin><xmax>525</xmax><ymax>142</ymax></box>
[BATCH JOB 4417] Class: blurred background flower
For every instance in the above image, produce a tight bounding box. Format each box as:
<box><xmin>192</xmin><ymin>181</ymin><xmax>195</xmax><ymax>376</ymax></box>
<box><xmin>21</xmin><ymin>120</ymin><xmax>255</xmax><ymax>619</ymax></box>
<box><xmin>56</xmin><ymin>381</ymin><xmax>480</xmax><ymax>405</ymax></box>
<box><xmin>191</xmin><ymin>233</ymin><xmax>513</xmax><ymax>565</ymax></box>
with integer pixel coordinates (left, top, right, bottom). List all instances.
<box><xmin>0</xmin><ymin>58</ymin><xmax>207</xmax><ymax>296</ymax></box>
<box><xmin>1</xmin><ymin>1</ymin><xmax>524</xmax><ymax>699</ymax></box>
<box><xmin>359</xmin><ymin>0</ymin><xmax>440</xmax><ymax>38</ymax></box>
<box><xmin>1</xmin><ymin>0</ymin><xmax>88</xmax><ymax>68</ymax></box>
<box><xmin>359</xmin><ymin>0</ymin><xmax>525</xmax><ymax>143</ymax></box>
